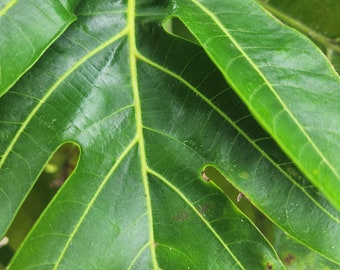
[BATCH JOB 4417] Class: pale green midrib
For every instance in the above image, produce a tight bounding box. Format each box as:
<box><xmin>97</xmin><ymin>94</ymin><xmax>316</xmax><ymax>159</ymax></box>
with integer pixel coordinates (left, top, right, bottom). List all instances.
<box><xmin>127</xmin><ymin>0</ymin><xmax>159</xmax><ymax>268</ymax></box>
<box><xmin>52</xmin><ymin>137</ymin><xmax>138</xmax><ymax>269</ymax></box>
<box><xmin>147</xmin><ymin>168</ymin><xmax>246</xmax><ymax>270</ymax></box>
<box><xmin>191</xmin><ymin>0</ymin><xmax>340</xmax><ymax>182</ymax></box>
<box><xmin>135</xmin><ymin>52</ymin><xmax>340</xmax><ymax>224</ymax></box>
<box><xmin>0</xmin><ymin>28</ymin><xmax>128</xmax><ymax>169</ymax></box>
<box><xmin>0</xmin><ymin>0</ymin><xmax>17</xmax><ymax>16</ymax></box>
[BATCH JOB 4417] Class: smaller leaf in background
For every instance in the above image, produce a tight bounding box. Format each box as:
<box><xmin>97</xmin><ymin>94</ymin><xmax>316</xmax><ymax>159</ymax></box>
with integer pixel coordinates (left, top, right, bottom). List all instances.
<box><xmin>257</xmin><ymin>0</ymin><xmax>340</xmax><ymax>75</ymax></box>
<box><xmin>0</xmin><ymin>0</ymin><xmax>78</xmax><ymax>97</ymax></box>
<box><xmin>328</xmin><ymin>49</ymin><xmax>340</xmax><ymax>75</ymax></box>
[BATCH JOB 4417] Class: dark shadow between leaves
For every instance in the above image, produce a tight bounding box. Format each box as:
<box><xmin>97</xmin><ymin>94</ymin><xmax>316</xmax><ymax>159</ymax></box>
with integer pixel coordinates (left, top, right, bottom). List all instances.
<box><xmin>163</xmin><ymin>16</ymin><xmax>199</xmax><ymax>44</ymax></box>
<box><xmin>200</xmin><ymin>164</ymin><xmax>274</xmax><ymax>243</ymax></box>
<box><xmin>0</xmin><ymin>142</ymin><xmax>80</xmax><ymax>267</ymax></box>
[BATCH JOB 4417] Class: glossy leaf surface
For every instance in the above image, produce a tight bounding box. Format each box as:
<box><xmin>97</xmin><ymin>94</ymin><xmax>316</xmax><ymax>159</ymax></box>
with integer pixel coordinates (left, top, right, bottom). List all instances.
<box><xmin>0</xmin><ymin>0</ymin><xmax>77</xmax><ymax>97</ymax></box>
<box><xmin>173</xmin><ymin>0</ymin><xmax>340</xmax><ymax>211</ymax></box>
<box><xmin>0</xmin><ymin>1</ymin><xmax>283</xmax><ymax>268</ymax></box>
<box><xmin>0</xmin><ymin>0</ymin><xmax>339</xmax><ymax>268</ymax></box>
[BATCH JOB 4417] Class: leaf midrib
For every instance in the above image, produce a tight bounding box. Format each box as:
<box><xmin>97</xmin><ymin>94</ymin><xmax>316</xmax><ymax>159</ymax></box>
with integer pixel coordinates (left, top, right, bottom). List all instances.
<box><xmin>127</xmin><ymin>0</ymin><xmax>159</xmax><ymax>268</ymax></box>
<box><xmin>51</xmin><ymin>1</ymin><xmax>161</xmax><ymax>268</ymax></box>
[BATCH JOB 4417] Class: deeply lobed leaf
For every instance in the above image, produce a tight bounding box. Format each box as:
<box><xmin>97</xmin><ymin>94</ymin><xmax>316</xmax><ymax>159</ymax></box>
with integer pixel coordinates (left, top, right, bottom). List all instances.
<box><xmin>0</xmin><ymin>0</ymin><xmax>339</xmax><ymax>268</ymax></box>
<box><xmin>1</xmin><ymin>0</ymin><xmax>284</xmax><ymax>268</ymax></box>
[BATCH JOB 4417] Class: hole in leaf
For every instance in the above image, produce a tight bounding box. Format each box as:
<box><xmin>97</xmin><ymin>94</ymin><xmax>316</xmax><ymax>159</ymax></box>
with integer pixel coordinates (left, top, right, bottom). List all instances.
<box><xmin>3</xmin><ymin>142</ymin><xmax>80</xmax><ymax>265</ymax></box>
<box><xmin>201</xmin><ymin>165</ymin><xmax>274</xmax><ymax>242</ymax></box>
<box><xmin>163</xmin><ymin>17</ymin><xmax>199</xmax><ymax>44</ymax></box>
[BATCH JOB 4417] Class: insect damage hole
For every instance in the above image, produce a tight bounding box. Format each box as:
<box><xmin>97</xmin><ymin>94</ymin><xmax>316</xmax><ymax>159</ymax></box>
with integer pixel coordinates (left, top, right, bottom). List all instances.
<box><xmin>201</xmin><ymin>170</ymin><xmax>210</xmax><ymax>182</ymax></box>
<box><xmin>201</xmin><ymin>165</ymin><xmax>220</xmax><ymax>182</ymax></box>
<box><xmin>200</xmin><ymin>165</ymin><xmax>274</xmax><ymax>242</ymax></box>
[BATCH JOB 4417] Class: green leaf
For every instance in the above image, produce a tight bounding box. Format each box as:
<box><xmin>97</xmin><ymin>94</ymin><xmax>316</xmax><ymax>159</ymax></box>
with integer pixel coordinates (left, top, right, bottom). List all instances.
<box><xmin>0</xmin><ymin>1</ymin><xmax>284</xmax><ymax>268</ymax></box>
<box><xmin>173</xmin><ymin>0</ymin><xmax>340</xmax><ymax>211</ymax></box>
<box><xmin>0</xmin><ymin>0</ymin><xmax>339</xmax><ymax>268</ymax></box>
<box><xmin>0</xmin><ymin>0</ymin><xmax>78</xmax><ymax>97</ymax></box>
<box><xmin>273</xmin><ymin>226</ymin><xmax>340</xmax><ymax>269</ymax></box>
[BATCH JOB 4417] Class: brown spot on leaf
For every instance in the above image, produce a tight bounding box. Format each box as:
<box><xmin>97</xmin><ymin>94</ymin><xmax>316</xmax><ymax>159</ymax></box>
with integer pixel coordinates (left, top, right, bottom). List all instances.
<box><xmin>197</xmin><ymin>204</ymin><xmax>210</xmax><ymax>216</ymax></box>
<box><xmin>172</xmin><ymin>211</ymin><xmax>190</xmax><ymax>223</ymax></box>
<box><xmin>283</xmin><ymin>253</ymin><xmax>295</xmax><ymax>265</ymax></box>
<box><xmin>265</xmin><ymin>262</ymin><xmax>273</xmax><ymax>269</ymax></box>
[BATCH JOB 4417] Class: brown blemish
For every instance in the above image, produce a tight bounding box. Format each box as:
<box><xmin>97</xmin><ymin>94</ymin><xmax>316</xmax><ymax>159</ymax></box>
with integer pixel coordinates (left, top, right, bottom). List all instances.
<box><xmin>283</xmin><ymin>253</ymin><xmax>295</xmax><ymax>265</ymax></box>
<box><xmin>197</xmin><ymin>205</ymin><xmax>210</xmax><ymax>216</ymax></box>
<box><xmin>172</xmin><ymin>211</ymin><xmax>190</xmax><ymax>223</ymax></box>
<box><xmin>265</xmin><ymin>262</ymin><xmax>273</xmax><ymax>269</ymax></box>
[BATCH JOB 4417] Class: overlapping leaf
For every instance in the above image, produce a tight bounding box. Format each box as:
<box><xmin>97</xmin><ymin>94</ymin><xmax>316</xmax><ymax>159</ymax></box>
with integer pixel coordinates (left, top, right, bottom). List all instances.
<box><xmin>173</xmin><ymin>0</ymin><xmax>340</xmax><ymax>211</ymax></box>
<box><xmin>0</xmin><ymin>0</ymin><xmax>339</xmax><ymax>268</ymax></box>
